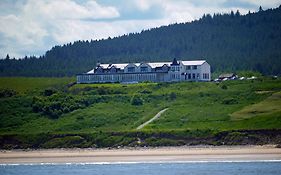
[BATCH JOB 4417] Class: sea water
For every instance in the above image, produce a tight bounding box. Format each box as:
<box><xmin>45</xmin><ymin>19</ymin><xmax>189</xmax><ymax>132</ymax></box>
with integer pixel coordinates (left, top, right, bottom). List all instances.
<box><xmin>1</xmin><ymin>161</ymin><xmax>281</xmax><ymax>175</ymax></box>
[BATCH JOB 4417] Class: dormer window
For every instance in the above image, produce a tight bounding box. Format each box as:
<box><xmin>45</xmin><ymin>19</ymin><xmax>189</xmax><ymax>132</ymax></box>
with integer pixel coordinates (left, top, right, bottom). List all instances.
<box><xmin>140</xmin><ymin>66</ymin><xmax>148</xmax><ymax>72</ymax></box>
<box><xmin>162</xmin><ymin>64</ymin><xmax>169</xmax><ymax>72</ymax></box>
<box><xmin>110</xmin><ymin>66</ymin><xmax>116</xmax><ymax>73</ymax></box>
<box><xmin>128</xmin><ymin>67</ymin><xmax>135</xmax><ymax>72</ymax></box>
<box><xmin>95</xmin><ymin>66</ymin><xmax>103</xmax><ymax>73</ymax></box>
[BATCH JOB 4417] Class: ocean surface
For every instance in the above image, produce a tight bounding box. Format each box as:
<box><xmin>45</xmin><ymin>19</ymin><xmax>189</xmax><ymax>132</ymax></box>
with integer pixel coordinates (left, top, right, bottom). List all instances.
<box><xmin>1</xmin><ymin>161</ymin><xmax>281</xmax><ymax>175</ymax></box>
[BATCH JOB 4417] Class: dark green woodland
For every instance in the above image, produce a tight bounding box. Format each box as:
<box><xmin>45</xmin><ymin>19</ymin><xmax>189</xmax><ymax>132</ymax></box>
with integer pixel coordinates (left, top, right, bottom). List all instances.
<box><xmin>1</xmin><ymin>6</ymin><xmax>281</xmax><ymax>77</ymax></box>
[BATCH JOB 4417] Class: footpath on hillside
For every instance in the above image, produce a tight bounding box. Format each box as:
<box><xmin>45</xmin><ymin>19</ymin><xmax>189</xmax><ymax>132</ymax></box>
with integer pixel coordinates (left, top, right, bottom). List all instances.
<box><xmin>136</xmin><ymin>108</ymin><xmax>168</xmax><ymax>130</ymax></box>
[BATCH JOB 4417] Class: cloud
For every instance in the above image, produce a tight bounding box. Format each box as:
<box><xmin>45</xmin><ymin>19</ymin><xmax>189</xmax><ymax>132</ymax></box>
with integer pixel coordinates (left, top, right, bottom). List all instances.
<box><xmin>30</xmin><ymin>0</ymin><xmax>119</xmax><ymax>20</ymax></box>
<box><xmin>240</xmin><ymin>0</ymin><xmax>281</xmax><ymax>8</ymax></box>
<box><xmin>0</xmin><ymin>0</ymin><xmax>120</xmax><ymax>58</ymax></box>
<box><xmin>0</xmin><ymin>0</ymin><xmax>280</xmax><ymax>58</ymax></box>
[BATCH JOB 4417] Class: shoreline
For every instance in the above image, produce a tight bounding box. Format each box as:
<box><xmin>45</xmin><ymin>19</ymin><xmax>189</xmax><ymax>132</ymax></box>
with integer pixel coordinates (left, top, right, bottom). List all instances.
<box><xmin>1</xmin><ymin>145</ymin><xmax>281</xmax><ymax>164</ymax></box>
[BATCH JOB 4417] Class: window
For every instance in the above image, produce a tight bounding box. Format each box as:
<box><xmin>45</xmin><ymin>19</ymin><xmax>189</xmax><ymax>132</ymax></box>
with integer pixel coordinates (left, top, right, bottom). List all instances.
<box><xmin>110</xmin><ymin>67</ymin><xmax>116</xmax><ymax>73</ymax></box>
<box><xmin>193</xmin><ymin>65</ymin><xmax>197</xmax><ymax>70</ymax></box>
<box><xmin>127</xmin><ymin>67</ymin><xmax>135</xmax><ymax>72</ymax></box>
<box><xmin>203</xmin><ymin>73</ymin><xmax>209</xmax><ymax>79</ymax></box>
<box><xmin>171</xmin><ymin>66</ymin><xmax>180</xmax><ymax>72</ymax></box>
<box><xmin>186</xmin><ymin>66</ymin><xmax>191</xmax><ymax>70</ymax></box>
<box><xmin>96</xmin><ymin>67</ymin><xmax>103</xmax><ymax>73</ymax></box>
<box><xmin>188</xmin><ymin>74</ymin><xmax>191</xmax><ymax>79</ymax></box>
<box><xmin>197</xmin><ymin>73</ymin><xmax>200</xmax><ymax>79</ymax></box>
<box><xmin>140</xmin><ymin>66</ymin><xmax>148</xmax><ymax>72</ymax></box>
<box><xmin>192</xmin><ymin>73</ymin><xmax>195</xmax><ymax>79</ymax></box>
<box><xmin>162</xmin><ymin>65</ymin><xmax>168</xmax><ymax>72</ymax></box>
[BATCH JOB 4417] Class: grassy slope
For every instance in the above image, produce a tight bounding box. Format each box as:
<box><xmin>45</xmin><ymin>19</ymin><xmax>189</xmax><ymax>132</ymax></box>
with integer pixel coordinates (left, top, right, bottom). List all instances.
<box><xmin>231</xmin><ymin>92</ymin><xmax>281</xmax><ymax>120</ymax></box>
<box><xmin>0</xmin><ymin>77</ymin><xmax>281</xmax><ymax>148</ymax></box>
<box><xmin>0</xmin><ymin>77</ymin><xmax>75</xmax><ymax>93</ymax></box>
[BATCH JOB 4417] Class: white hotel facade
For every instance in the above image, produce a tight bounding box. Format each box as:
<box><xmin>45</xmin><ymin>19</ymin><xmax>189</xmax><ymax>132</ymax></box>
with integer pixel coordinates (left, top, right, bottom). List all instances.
<box><xmin>77</xmin><ymin>58</ymin><xmax>211</xmax><ymax>83</ymax></box>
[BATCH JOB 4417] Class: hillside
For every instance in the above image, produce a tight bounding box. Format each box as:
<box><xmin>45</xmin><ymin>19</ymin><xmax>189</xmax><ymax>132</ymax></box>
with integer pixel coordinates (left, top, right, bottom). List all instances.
<box><xmin>1</xmin><ymin>6</ymin><xmax>281</xmax><ymax>77</ymax></box>
<box><xmin>0</xmin><ymin>76</ymin><xmax>281</xmax><ymax>148</ymax></box>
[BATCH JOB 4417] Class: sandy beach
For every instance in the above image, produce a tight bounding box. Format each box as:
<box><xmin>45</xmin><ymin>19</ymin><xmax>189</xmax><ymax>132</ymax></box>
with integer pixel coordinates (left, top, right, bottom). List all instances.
<box><xmin>1</xmin><ymin>145</ymin><xmax>281</xmax><ymax>164</ymax></box>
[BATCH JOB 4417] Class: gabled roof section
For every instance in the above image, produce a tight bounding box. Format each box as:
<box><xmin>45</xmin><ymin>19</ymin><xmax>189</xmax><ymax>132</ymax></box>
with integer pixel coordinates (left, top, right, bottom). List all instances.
<box><xmin>99</xmin><ymin>63</ymin><xmax>128</xmax><ymax>69</ymax></box>
<box><xmin>139</xmin><ymin>62</ymin><xmax>152</xmax><ymax>68</ymax></box>
<box><xmin>125</xmin><ymin>63</ymin><xmax>140</xmax><ymax>68</ymax></box>
<box><xmin>100</xmin><ymin>62</ymin><xmax>171</xmax><ymax>69</ymax></box>
<box><xmin>87</xmin><ymin>69</ymin><xmax>95</xmax><ymax>73</ymax></box>
<box><xmin>86</xmin><ymin>60</ymin><xmax>206</xmax><ymax>74</ymax></box>
<box><xmin>171</xmin><ymin>58</ymin><xmax>179</xmax><ymax>66</ymax></box>
<box><xmin>148</xmin><ymin>62</ymin><xmax>171</xmax><ymax>68</ymax></box>
<box><xmin>181</xmin><ymin>60</ymin><xmax>206</xmax><ymax>66</ymax></box>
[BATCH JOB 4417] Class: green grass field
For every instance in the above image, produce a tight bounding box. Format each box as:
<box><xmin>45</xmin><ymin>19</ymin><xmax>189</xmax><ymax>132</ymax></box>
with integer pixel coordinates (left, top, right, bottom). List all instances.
<box><xmin>0</xmin><ymin>77</ymin><xmax>281</xmax><ymax>148</ymax></box>
<box><xmin>0</xmin><ymin>77</ymin><xmax>75</xmax><ymax>93</ymax></box>
<box><xmin>231</xmin><ymin>92</ymin><xmax>281</xmax><ymax>120</ymax></box>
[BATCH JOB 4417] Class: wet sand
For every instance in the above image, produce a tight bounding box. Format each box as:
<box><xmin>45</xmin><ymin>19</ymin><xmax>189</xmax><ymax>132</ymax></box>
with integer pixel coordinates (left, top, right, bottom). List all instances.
<box><xmin>1</xmin><ymin>145</ymin><xmax>281</xmax><ymax>164</ymax></box>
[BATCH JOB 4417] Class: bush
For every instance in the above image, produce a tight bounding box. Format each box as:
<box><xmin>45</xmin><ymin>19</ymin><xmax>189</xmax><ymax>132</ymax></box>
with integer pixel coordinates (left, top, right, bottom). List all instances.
<box><xmin>221</xmin><ymin>84</ymin><xmax>228</xmax><ymax>90</ymax></box>
<box><xmin>43</xmin><ymin>88</ymin><xmax>56</xmax><ymax>96</ymax></box>
<box><xmin>0</xmin><ymin>89</ymin><xmax>17</xmax><ymax>98</ymax></box>
<box><xmin>32</xmin><ymin>93</ymin><xmax>89</xmax><ymax>119</ymax></box>
<box><xmin>139</xmin><ymin>89</ymin><xmax>152</xmax><ymax>94</ymax></box>
<box><xmin>222</xmin><ymin>98</ymin><xmax>238</xmax><ymax>105</ymax></box>
<box><xmin>238</xmin><ymin>71</ymin><xmax>262</xmax><ymax>78</ymax></box>
<box><xmin>131</xmin><ymin>95</ymin><xmax>143</xmax><ymax>105</ymax></box>
<box><xmin>144</xmin><ymin>137</ymin><xmax>183</xmax><ymax>146</ymax></box>
<box><xmin>76</xmin><ymin>115</ymin><xmax>84</xmax><ymax>120</ymax></box>
<box><xmin>42</xmin><ymin>136</ymin><xmax>86</xmax><ymax>148</ymax></box>
<box><xmin>169</xmin><ymin>92</ymin><xmax>177</xmax><ymax>100</ymax></box>
<box><xmin>97</xmin><ymin>88</ymin><xmax>107</xmax><ymax>95</ymax></box>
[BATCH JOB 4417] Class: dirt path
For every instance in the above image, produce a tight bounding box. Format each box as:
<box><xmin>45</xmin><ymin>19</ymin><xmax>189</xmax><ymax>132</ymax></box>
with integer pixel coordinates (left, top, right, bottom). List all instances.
<box><xmin>136</xmin><ymin>108</ymin><xmax>168</xmax><ymax>130</ymax></box>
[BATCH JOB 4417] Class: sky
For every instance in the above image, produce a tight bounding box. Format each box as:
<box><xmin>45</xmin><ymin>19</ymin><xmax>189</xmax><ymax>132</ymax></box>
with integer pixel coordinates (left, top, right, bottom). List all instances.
<box><xmin>0</xmin><ymin>0</ymin><xmax>281</xmax><ymax>59</ymax></box>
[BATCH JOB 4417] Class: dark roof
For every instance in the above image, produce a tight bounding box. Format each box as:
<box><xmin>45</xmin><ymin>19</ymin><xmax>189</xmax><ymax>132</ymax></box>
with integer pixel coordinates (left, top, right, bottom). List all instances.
<box><xmin>171</xmin><ymin>58</ymin><xmax>179</xmax><ymax>66</ymax></box>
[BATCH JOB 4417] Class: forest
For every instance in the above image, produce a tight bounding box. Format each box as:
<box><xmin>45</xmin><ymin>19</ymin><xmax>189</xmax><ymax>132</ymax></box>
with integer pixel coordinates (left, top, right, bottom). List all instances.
<box><xmin>0</xmin><ymin>6</ymin><xmax>281</xmax><ymax>77</ymax></box>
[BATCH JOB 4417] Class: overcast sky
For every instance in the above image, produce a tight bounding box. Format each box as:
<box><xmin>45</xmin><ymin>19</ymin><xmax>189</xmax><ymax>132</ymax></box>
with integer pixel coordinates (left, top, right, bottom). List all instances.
<box><xmin>0</xmin><ymin>0</ymin><xmax>281</xmax><ymax>58</ymax></box>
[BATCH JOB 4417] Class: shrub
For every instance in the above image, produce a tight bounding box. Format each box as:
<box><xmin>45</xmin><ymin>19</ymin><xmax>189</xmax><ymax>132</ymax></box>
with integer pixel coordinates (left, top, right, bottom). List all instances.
<box><xmin>42</xmin><ymin>136</ymin><xmax>86</xmax><ymax>148</ymax></box>
<box><xmin>221</xmin><ymin>84</ymin><xmax>228</xmax><ymax>90</ymax></box>
<box><xmin>97</xmin><ymin>88</ymin><xmax>107</xmax><ymax>95</ymax></box>
<box><xmin>238</xmin><ymin>71</ymin><xmax>262</xmax><ymax>78</ymax></box>
<box><xmin>169</xmin><ymin>92</ymin><xmax>177</xmax><ymax>100</ymax></box>
<box><xmin>131</xmin><ymin>95</ymin><xmax>143</xmax><ymax>105</ymax></box>
<box><xmin>43</xmin><ymin>88</ymin><xmax>56</xmax><ymax>96</ymax></box>
<box><xmin>76</xmin><ymin>115</ymin><xmax>84</xmax><ymax>120</ymax></box>
<box><xmin>32</xmin><ymin>93</ymin><xmax>89</xmax><ymax>119</ymax></box>
<box><xmin>222</xmin><ymin>98</ymin><xmax>238</xmax><ymax>105</ymax></box>
<box><xmin>0</xmin><ymin>89</ymin><xmax>17</xmax><ymax>98</ymax></box>
<box><xmin>144</xmin><ymin>137</ymin><xmax>182</xmax><ymax>146</ymax></box>
<box><xmin>140</xmin><ymin>89</ymin><xmax>152</xmax><ymax>94</ymax></box>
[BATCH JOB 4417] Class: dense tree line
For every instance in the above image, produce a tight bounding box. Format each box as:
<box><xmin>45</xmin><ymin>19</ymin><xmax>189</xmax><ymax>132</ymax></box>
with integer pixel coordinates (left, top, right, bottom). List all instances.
<box><xmin>1</xmin><ymin>6</ymin><xmax>281</xmax><ymax>76</ymax></box>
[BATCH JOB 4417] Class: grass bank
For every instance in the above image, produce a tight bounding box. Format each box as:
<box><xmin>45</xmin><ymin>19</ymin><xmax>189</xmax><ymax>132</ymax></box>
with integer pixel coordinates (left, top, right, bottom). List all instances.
<box><xmin>0</xmin><ymin>76</ymin><xmax>281</xmax><ymax>148</ymax></box>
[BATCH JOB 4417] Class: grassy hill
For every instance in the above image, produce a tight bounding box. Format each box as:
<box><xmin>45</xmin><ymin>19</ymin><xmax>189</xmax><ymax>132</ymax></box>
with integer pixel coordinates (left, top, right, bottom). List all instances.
<box><xmin>0</xmin><ymin>77</ymin><xmax>281</xmax><ymax>148</ymax></box>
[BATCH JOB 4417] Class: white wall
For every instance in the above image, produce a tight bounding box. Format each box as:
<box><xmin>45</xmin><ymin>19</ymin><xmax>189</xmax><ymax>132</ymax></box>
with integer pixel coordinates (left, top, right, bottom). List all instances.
<box><xmin>124</xmin><ymin>63</ymin><xmax>138</xmax><ymax>73</ymax></box>
<box><xmin>200</xmin><ymin>62</ymin><xmax>211</xmax><ymax>81</ymax></box>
